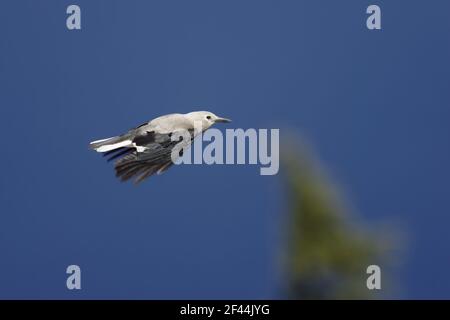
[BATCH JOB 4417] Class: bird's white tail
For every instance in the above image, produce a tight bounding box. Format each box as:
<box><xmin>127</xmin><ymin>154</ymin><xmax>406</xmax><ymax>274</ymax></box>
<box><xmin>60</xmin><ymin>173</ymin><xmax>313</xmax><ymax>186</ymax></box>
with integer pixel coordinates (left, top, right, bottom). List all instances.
<box><xmin>89</xmin><ymin>136</ymin><xmax>133</xmax><ymax>153</ymax></box>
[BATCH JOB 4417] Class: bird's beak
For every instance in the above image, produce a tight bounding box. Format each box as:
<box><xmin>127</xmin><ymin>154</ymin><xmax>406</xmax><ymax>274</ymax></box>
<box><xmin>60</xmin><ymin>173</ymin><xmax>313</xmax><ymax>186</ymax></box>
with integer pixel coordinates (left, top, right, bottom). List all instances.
<box><xmin>214</xmin><ymin>117</ymin><xmax>232</xmax><ymax>123</ymax></box>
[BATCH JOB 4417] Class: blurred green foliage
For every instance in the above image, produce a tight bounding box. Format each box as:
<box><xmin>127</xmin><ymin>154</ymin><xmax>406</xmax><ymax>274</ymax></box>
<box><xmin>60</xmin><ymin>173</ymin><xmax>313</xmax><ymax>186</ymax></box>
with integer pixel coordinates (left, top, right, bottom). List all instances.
<box><xmin>282</xmin><ymin>142</ymin><xmax>394</xmax><ymax>299</ymax></box>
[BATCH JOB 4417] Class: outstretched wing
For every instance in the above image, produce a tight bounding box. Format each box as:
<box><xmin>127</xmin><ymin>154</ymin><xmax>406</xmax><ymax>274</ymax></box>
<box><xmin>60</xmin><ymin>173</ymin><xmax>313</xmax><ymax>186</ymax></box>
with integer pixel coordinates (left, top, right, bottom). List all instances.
<box><xmin>113</xmin><ymin>130</ymin><xmax>194</xmax><ymax>184</ymax></box>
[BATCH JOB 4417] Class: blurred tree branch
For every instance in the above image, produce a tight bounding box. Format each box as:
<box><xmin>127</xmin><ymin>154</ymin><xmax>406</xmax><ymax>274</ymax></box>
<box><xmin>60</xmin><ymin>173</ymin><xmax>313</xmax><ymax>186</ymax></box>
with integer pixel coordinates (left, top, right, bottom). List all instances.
<box><xmin>281</xmin><ymin>140</ymin><xmax>396</xmax><ymax>299</ymax></box>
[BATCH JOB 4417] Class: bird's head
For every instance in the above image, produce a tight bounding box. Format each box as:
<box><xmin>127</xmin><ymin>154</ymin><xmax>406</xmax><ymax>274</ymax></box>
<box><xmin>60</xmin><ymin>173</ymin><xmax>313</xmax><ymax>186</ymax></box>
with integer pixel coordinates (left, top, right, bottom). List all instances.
<box><xmin>186</xmin><ymin>111</ymin><xmax>231</xmax><ymax>130</ymax></box>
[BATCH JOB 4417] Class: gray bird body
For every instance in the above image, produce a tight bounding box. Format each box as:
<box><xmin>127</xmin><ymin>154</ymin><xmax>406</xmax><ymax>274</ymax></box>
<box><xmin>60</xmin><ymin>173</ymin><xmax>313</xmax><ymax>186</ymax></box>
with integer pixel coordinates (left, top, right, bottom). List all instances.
<box><xmin>89</xmin><ymin>111</ymin><xmax>231</xmax><ymax>184</ymax></box>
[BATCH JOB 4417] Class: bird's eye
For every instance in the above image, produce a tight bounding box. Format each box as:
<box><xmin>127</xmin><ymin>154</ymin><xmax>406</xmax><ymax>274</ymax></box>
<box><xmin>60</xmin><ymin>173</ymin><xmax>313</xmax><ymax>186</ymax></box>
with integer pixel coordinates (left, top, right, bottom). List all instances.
<box><xmin>206</xmin><ymin>116</ymin><xmax>212</xmax><ymax>120</ymax></box>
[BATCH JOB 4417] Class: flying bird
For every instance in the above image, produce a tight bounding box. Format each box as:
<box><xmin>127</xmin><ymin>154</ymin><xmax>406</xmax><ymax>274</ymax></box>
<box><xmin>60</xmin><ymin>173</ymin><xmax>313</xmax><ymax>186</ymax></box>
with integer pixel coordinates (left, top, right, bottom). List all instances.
<box><xmin>89</xmin><ymin>111</ymin><xmax>231</xmax><ymax>184</ymax></box>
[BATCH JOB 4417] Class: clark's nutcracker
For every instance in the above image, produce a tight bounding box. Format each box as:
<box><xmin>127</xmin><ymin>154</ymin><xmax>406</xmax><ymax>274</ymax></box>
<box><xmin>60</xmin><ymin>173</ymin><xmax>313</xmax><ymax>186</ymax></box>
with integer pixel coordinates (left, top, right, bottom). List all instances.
<box><xmin>89</xmin><ymin>111</ymin><xmax>231</xmax><ymax>184</ymax></box>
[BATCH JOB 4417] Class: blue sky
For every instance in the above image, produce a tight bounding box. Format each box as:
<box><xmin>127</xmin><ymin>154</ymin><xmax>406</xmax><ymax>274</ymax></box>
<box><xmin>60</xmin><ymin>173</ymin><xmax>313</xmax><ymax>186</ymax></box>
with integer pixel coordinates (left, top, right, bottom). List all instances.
<box><xmin>0</xmin><ymin>0</ymin><xmax>449</xmax><ymax>299</ymax></box>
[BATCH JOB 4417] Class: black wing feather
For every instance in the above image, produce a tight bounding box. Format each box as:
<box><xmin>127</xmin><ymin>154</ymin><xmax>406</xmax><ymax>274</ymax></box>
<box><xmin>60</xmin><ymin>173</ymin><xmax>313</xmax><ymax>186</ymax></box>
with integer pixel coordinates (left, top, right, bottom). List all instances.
<box><xmin>113</xmin><ymin>130</ymin><xmax>193</xmax><ymax>184</ymax></box>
